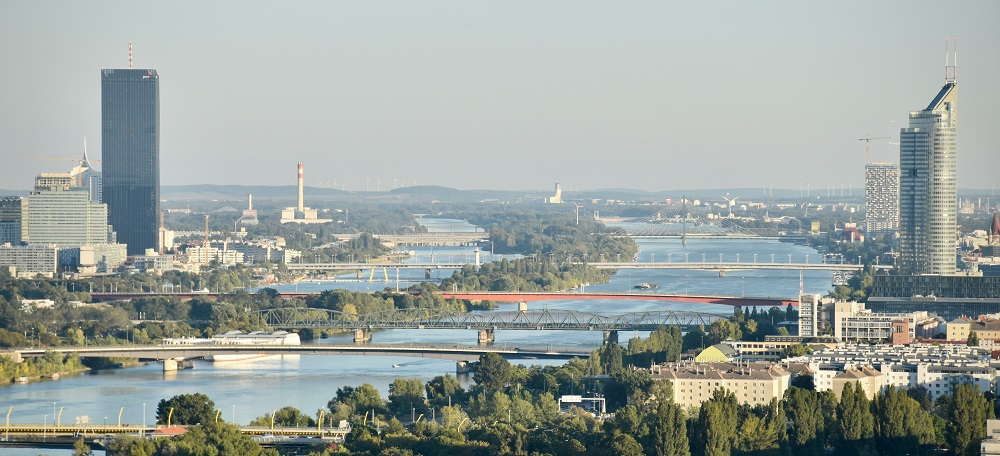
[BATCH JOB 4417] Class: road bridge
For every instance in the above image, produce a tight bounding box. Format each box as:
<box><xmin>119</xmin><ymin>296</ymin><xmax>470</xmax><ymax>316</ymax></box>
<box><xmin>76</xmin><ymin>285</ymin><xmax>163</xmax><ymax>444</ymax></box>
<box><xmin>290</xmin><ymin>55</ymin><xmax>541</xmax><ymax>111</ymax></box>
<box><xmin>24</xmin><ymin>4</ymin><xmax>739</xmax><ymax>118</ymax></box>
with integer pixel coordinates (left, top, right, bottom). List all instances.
<box><xmin>281</xmin><ymin>260</ymin><xmax>862</xmax><ymax>272</ymax></box>
<box><xmin>374</xmin><ymin>232</ymin><xmax>488</xmax><ymax>246</ymax></box>
<box><xmin>87</xmin><ymin>289</ymin><xmax>796</xmax><ymax>308</ymax></box>
<box><xmin>15</xmin><ymin>343</ymin><xmax>588</xmax><ymax>364</ymax></box>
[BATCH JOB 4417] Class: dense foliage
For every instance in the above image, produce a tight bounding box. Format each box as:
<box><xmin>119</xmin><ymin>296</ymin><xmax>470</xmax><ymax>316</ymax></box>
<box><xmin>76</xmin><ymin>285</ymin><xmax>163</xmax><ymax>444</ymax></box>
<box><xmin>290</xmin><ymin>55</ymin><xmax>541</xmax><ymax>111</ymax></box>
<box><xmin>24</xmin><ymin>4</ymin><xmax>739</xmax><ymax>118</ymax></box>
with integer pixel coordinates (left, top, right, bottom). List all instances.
<box><xmin>103</xmin><ymin>357</ymin><xmax>986</xmax><ymax>456</ymax></box>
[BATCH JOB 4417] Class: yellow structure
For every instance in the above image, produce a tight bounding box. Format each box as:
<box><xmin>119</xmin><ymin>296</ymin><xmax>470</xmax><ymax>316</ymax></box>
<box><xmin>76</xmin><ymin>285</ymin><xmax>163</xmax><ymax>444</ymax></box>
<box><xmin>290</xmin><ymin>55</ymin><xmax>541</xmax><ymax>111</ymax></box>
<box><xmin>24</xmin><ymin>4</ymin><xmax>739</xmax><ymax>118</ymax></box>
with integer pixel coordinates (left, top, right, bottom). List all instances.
<box><xmin>831</xmin><ymin>366</ymin><xmax>884</xmax><ymax>400</ymax></box>
<box><xmin>947</xmin><ymin>319</ymin><xmax>1000</xmax><ymax>341</ymax></box>
<box><xmin>694</xmin><ymin>343</ymin><xmax>738</xmax><ymax>363</ymax></box>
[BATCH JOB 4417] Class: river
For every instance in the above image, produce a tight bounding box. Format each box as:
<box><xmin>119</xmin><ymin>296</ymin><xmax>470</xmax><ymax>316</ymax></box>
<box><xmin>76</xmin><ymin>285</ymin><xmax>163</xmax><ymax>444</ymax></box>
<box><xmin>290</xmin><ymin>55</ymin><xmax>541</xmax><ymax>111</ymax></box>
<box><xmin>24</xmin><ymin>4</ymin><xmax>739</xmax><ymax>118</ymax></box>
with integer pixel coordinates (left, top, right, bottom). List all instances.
<box><xmin>0</xmin><ymin>218</ymin><xmax>830</xmax><ymax>455</ymax></box>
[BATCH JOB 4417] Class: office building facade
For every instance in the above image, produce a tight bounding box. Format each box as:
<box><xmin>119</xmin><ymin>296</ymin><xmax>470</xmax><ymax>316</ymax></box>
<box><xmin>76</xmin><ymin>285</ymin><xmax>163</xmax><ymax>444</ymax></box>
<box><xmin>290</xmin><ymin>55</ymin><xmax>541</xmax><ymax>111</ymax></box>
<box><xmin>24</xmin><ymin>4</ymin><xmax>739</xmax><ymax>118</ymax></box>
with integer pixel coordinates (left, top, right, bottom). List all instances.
<box><xmin>24</xmin><ymin>187</ymin><xmax>110</xmax><ymax>247</ymax></box>
<box><xmin>898</xmin><ymin>80</ymin><xmax>958</xmax><ymax>275</ymax></box>
<box><xmin>865</xmin><ymin>163</ymin><xmax>899</xmax><ymax>235</ymax></box>
<box><xmin>101</xmin><ymin>68</ymin><xmax>159</xmax><ymax>255</ymax></box>
<box><xmin>0</xmin><ymin>197</ymin><xmax>24</xmax><ymax>245</ymax></box>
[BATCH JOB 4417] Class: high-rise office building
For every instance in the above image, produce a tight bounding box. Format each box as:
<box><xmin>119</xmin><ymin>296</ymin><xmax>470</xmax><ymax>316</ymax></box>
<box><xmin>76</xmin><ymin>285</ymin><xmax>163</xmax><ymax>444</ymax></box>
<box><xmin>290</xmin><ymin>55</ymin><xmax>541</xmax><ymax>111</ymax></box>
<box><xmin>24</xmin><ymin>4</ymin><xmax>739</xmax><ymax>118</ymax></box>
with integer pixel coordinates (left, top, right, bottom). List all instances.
<box><xmin>24</xmin><ymin>186</ymin><xmax>110</xmax><ymax>246</ymax></box>
<box><xmin>0</xmin><ymin>197</ymin><xmax>24</xmax><ymax>245</ymax></box>
<box><xmin>865</xmin><ymin>163</ymin><xmax>899</xmax><ymax>236</ymax></box>
<box><xmin>101</xmin><ymin>68</ymin><xmax>159</xmax><ymax>255</ymax></box>
<box><xmin>898</xmin><ymin>66</ymin><xmax>957</xmax><ymax>275</ymax></box>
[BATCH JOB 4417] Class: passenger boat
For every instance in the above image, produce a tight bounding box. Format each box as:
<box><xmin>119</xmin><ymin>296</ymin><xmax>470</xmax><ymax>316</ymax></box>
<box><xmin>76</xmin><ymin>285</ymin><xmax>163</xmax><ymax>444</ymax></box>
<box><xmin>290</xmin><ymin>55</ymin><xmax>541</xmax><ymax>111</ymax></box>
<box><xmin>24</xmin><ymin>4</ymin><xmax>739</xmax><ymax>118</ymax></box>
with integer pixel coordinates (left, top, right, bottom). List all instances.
<box><xmin>163</xmin><ymin>330</ymin><xmax>300</xmax><ymax>362</ymax></box>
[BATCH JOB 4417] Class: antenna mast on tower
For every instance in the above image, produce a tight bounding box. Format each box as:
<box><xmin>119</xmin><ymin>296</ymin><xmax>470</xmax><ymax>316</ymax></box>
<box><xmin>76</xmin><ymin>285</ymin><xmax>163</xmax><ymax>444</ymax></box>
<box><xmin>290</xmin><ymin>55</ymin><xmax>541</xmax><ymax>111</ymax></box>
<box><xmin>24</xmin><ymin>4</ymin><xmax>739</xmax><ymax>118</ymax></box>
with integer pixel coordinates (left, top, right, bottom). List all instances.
<box><xmin>945</xmin><ymin>37</ymin><xmax>957</xmax><ymax>83</ymax></box>
<box><xmin>128</xmin><ymin>42</ymin><xmax>133</xmax><ymax>69</ymax></box>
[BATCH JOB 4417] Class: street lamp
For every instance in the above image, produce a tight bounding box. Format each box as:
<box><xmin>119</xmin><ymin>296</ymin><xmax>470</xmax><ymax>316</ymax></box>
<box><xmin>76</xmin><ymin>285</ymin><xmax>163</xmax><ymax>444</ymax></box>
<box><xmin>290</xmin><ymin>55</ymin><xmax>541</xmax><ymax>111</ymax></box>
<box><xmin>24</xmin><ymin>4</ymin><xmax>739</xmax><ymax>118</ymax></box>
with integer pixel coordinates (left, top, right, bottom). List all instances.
<box><xmin>650</xmin><ymin>253</ymin><xmax>655</xmax><ymax>263</ymax></box>
<box><xmin>736</xmin><ymin>253</ymin><xmax>740</xmax><ymax>263</ymax></box>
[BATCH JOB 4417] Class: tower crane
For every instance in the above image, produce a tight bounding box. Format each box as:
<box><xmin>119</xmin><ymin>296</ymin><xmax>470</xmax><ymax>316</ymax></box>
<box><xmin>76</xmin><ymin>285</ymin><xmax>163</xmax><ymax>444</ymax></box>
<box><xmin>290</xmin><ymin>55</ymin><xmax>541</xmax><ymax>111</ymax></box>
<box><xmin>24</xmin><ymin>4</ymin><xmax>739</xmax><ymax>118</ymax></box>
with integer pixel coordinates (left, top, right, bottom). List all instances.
<box><xmin>859</xmin><ymin>134</ymin><xmax>892</xmax><ymax>164</ymax></box>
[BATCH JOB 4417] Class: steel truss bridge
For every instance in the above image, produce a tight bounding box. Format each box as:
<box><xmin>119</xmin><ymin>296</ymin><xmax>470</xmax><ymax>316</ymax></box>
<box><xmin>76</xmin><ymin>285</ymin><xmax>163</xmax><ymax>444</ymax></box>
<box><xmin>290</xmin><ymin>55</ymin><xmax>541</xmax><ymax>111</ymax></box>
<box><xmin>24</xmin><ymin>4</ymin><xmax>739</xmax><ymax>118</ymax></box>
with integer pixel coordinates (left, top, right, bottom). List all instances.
<box><xmin>253</xmin><ymin>307</ymin><xmax>725</xmax><ymax>332</ymax></box>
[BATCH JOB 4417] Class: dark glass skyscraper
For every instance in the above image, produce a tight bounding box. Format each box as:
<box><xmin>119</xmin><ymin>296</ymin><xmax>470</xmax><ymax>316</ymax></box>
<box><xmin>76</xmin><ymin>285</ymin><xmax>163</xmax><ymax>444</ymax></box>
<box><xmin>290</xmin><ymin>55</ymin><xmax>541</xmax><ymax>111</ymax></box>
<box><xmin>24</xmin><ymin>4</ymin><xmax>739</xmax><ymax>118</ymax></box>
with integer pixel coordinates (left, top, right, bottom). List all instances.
<box><xmin>101</xmin><ymin>69</ymin><xmax>159</xmax><ymax>255</ymax></box>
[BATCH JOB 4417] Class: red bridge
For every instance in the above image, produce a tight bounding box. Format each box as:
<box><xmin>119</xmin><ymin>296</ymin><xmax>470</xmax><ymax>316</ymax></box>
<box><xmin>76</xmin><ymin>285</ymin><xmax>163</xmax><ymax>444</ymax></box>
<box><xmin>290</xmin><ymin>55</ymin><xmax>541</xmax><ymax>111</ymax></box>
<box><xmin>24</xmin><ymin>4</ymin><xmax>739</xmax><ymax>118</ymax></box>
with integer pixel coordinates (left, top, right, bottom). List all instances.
<box><xmin>90</xmin><ymin>291</ymin><xmax>797</xmax><ymax>308</ymax></box>
<box><xmin>441</xmin><ymin>292</ymin><xmax>797</xmax><ymax>307</ymax></box>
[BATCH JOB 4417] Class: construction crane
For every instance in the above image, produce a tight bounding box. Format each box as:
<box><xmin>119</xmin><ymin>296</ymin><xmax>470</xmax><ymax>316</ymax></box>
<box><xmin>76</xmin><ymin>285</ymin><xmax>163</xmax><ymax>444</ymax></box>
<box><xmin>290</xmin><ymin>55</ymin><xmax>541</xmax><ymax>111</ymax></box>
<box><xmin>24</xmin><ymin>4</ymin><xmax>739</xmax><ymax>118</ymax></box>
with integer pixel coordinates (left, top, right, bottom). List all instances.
<box><xmin>859</xmin><ymin>134</ymin><xmax>892</xmax><ymax>164</ymax></box>
<box><xmin>30</xmin><ymin>156</ymin><xmax>102</xmax><ymax>164</ymax></box>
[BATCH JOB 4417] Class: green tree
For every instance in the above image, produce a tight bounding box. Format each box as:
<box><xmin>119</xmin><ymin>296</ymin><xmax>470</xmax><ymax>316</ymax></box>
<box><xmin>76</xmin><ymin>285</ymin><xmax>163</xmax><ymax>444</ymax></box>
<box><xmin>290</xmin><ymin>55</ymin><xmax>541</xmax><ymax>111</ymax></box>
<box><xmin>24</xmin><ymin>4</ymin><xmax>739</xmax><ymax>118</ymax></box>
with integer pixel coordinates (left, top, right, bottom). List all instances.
<box><xmin>612</xmin><ymin>431</ymin><xmax>646</xmax><ymax>456</ymax></box>
<box><xmin>945</xmin><ymin>384</ymin><xmax>990</xmax><ymax>456</ymax></box>
<box><xmin>871</xmin><ymin>386</ymin><xmax>935</xmax><ymax>456</ymax></box>
<box><xmin>388</xmin><ymin>378</ymin><xmax>426</xmax><ymax>419</ymax></box>
<box><xmin>698</xmin><ymin>388</ymin><xmax>739</xmax><ymax>456</ymax></box>
<box><xmin>249</xmin><ymin>406</ymin><xmax>315</xmax><ymax>427</ymax></box>
<box><xmin>654</xmin><ymin>400</ymin><xmax>690</xmax><ymax>456</ymax></box>
<box><xmin>426</xmin><ymin>374</ymin><xmax>466</xmax><ymax>408</ymax></box>
<box><xmin>165</xmin><ymin>421</ymin><xmax>276</xmax><ymax>455</ymax></box>
<box><xmin>968</xmin><ymin>330</ymin><xmax>979</xmax><ymax>347</ymax></box>
<box><xmin>328</xmin><ymin>383</ymin><xmax>387</xmax><ymax>418</ymax></box>
<box><xmin>473</xmin><ymin>352</ymin><xmax>513</xmax><ymax>392</ymax></box>
<box><xmin>836</xmin><ymin>382</ymin><xmax>875</xmax><ymax>455</ymax></box>
<box><xmin>736</xmin><ymin>399</ymin><xmax>786</xmax><ymax>454</ymax></box>
<box><xmin>784</xmin><ymin>387</ymin><xmax>826</xmax><ymax>454</ymax></box>
<box><xmin>156</xmin><ymin>393</ymin><xmax>216</xmax><ymax>425</ymax></box>
<box><xmin>73</xmin><ymin>437</ymin><xmax>92</xmax><ymax>456</ymax></box>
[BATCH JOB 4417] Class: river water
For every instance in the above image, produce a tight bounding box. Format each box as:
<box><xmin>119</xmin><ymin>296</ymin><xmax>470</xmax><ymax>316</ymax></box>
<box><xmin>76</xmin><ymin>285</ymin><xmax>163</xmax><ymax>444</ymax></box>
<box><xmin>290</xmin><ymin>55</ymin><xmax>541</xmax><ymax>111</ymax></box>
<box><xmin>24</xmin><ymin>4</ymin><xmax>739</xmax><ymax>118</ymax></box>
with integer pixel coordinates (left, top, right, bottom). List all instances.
<box><xmin>0</xmin><ymin>219</ymin><xmax>830</xmax><ymax>454</ymax></box>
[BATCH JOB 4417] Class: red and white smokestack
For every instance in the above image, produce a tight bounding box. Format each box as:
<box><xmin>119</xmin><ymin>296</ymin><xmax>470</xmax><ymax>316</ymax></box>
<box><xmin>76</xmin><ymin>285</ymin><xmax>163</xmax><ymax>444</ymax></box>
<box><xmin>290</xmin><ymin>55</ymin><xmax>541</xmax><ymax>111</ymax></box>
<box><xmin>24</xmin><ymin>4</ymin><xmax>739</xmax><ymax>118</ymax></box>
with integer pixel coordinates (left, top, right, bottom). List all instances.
<box><xmin>297</xmin><ymin>162</ymin><xmax>304</xmax><ymax>212</ymax></box>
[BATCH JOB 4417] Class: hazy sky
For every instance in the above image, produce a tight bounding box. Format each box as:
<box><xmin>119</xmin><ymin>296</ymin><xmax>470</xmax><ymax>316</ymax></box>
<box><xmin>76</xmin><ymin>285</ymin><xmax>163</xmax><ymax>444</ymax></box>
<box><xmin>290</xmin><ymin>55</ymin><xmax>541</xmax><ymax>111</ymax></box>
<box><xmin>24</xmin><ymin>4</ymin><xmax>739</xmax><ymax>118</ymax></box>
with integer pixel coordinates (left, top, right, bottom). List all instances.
<box><xmin>1</xmin><ymin>1</ymin><xmax>997</xmax><ymax>193</ymax></box>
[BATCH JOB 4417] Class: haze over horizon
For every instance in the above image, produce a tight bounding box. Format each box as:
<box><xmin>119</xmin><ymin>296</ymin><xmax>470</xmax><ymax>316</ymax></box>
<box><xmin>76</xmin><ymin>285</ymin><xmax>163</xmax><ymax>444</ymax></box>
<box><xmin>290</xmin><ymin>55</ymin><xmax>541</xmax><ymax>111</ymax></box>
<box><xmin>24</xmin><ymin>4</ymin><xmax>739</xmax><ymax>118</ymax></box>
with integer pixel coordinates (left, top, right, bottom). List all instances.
<box><xmin>2</xmin><ymin>1</ymin><xmax>998</xmax><ymax>193</ymax></box>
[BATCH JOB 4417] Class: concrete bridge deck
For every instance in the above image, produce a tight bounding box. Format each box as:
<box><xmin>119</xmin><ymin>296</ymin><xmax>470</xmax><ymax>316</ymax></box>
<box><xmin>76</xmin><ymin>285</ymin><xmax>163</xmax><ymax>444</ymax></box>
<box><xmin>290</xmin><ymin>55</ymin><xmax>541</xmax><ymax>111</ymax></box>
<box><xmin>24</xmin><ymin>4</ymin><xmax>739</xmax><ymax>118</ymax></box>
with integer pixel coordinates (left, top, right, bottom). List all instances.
<box><xmin>14</xmin><ymin>343</ymin><xmax>591</xmax><ymax>363</ymax></box>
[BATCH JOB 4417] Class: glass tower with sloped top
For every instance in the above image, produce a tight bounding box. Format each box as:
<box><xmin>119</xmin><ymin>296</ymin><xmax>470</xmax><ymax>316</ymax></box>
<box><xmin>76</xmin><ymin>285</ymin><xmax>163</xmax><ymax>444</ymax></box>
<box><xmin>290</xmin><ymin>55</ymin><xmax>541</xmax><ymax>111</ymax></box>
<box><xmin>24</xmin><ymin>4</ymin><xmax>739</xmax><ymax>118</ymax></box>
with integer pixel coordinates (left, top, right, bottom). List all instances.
<box><xmin>101</xmin><ymin>68</ymin><xmax>159</xmax><ymax>255</ymax></box>
<box><xmin>898</xmin><ymin>81</ymin><xmax>957</xmax><ymax>275</ymax></box>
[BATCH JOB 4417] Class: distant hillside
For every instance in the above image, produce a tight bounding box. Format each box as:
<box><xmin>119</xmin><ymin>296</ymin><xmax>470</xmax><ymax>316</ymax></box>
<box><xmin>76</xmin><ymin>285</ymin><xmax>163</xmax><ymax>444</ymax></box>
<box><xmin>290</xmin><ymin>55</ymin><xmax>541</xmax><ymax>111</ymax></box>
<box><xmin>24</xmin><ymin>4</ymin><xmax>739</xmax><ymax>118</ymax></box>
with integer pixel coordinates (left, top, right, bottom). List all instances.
<box><xmin>0</xmin><ymin>189</ymin><xmax>28</xmax><ymax>197</ymax></box>
<box><xmin>162</xmin><ymin>185</ymin><xmax>348</xmax><ymax>201</ymax></box>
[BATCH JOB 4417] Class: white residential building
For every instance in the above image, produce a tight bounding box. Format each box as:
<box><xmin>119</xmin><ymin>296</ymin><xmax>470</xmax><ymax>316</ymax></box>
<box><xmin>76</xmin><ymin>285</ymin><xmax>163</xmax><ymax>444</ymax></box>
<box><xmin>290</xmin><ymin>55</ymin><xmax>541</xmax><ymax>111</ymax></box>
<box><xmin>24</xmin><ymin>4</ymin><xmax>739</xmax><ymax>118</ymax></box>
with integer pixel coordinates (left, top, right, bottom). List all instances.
<box><xmin>788</xmin><ymin>344</ymin><xmax>993</xmax><ymax>400</ymax></box>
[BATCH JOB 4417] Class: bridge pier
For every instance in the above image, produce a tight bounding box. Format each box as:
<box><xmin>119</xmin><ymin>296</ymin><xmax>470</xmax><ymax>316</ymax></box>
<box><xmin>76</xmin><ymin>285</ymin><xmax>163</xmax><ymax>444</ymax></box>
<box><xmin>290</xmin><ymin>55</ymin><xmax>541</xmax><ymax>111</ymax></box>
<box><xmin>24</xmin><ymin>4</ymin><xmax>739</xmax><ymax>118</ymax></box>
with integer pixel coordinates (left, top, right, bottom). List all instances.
<box><xmin>425</xmin><ymin>268</ymin><xmax>432</xmax><ymax>279</ymax></box>
<box><xmin>719</xmin><ymin>270</ymin><xmax>726</xmax><ymax>278</ymax></box>
<box><xmin>354</xmin><ymin>329</ymin><xmax>372</xmax><ymax>343</ymax></box>
<box><xmin>603</xmin><ymin>330</ymin><xmax>619</xmax><ymax>345</ymax></box>
<box><xmin>357</xmin><ymin>269</ymin><xmax>363</xmax><ymax>279</ymax></box>
<box><xmin>477</xmin><ymin>329</ymin><xmax>495</xmax><ymax>344</ymax></box>
<box><xmin>456</xmin><ymin>360</ymin><xmax>472</xmax><ymax>374</ymax></box>
<box><xmin>163</xmin><ymin>358</ymin><xmax>178</xmax><ymax>372</ymax></box>
<box><xmin>518</xmin><ymin>301</ymin><xmax>528</xmax><ymax>313</ymax></box>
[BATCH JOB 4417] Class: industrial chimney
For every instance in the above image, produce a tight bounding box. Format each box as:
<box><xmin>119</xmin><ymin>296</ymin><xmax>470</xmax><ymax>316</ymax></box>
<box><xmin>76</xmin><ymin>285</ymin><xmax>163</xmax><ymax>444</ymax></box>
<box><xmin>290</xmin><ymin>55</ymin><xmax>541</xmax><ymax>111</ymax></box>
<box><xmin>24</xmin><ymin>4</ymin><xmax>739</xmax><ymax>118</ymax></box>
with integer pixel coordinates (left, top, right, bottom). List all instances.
<box><xmin>297</xmin><ymin>162</ymin><xmax>304</xmax><ymax>213</ymax></box>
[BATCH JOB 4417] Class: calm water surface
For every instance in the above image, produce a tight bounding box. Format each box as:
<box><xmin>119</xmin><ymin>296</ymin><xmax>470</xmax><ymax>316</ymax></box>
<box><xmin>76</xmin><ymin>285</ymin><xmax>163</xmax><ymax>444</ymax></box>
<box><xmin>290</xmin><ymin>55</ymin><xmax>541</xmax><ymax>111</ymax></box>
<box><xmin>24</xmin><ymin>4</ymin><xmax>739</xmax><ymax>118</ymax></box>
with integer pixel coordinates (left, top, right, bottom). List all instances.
<box><xmin>0</xmin><ymin>219</ymin><xmax>832</xmax><ymax>454</ymax></box>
